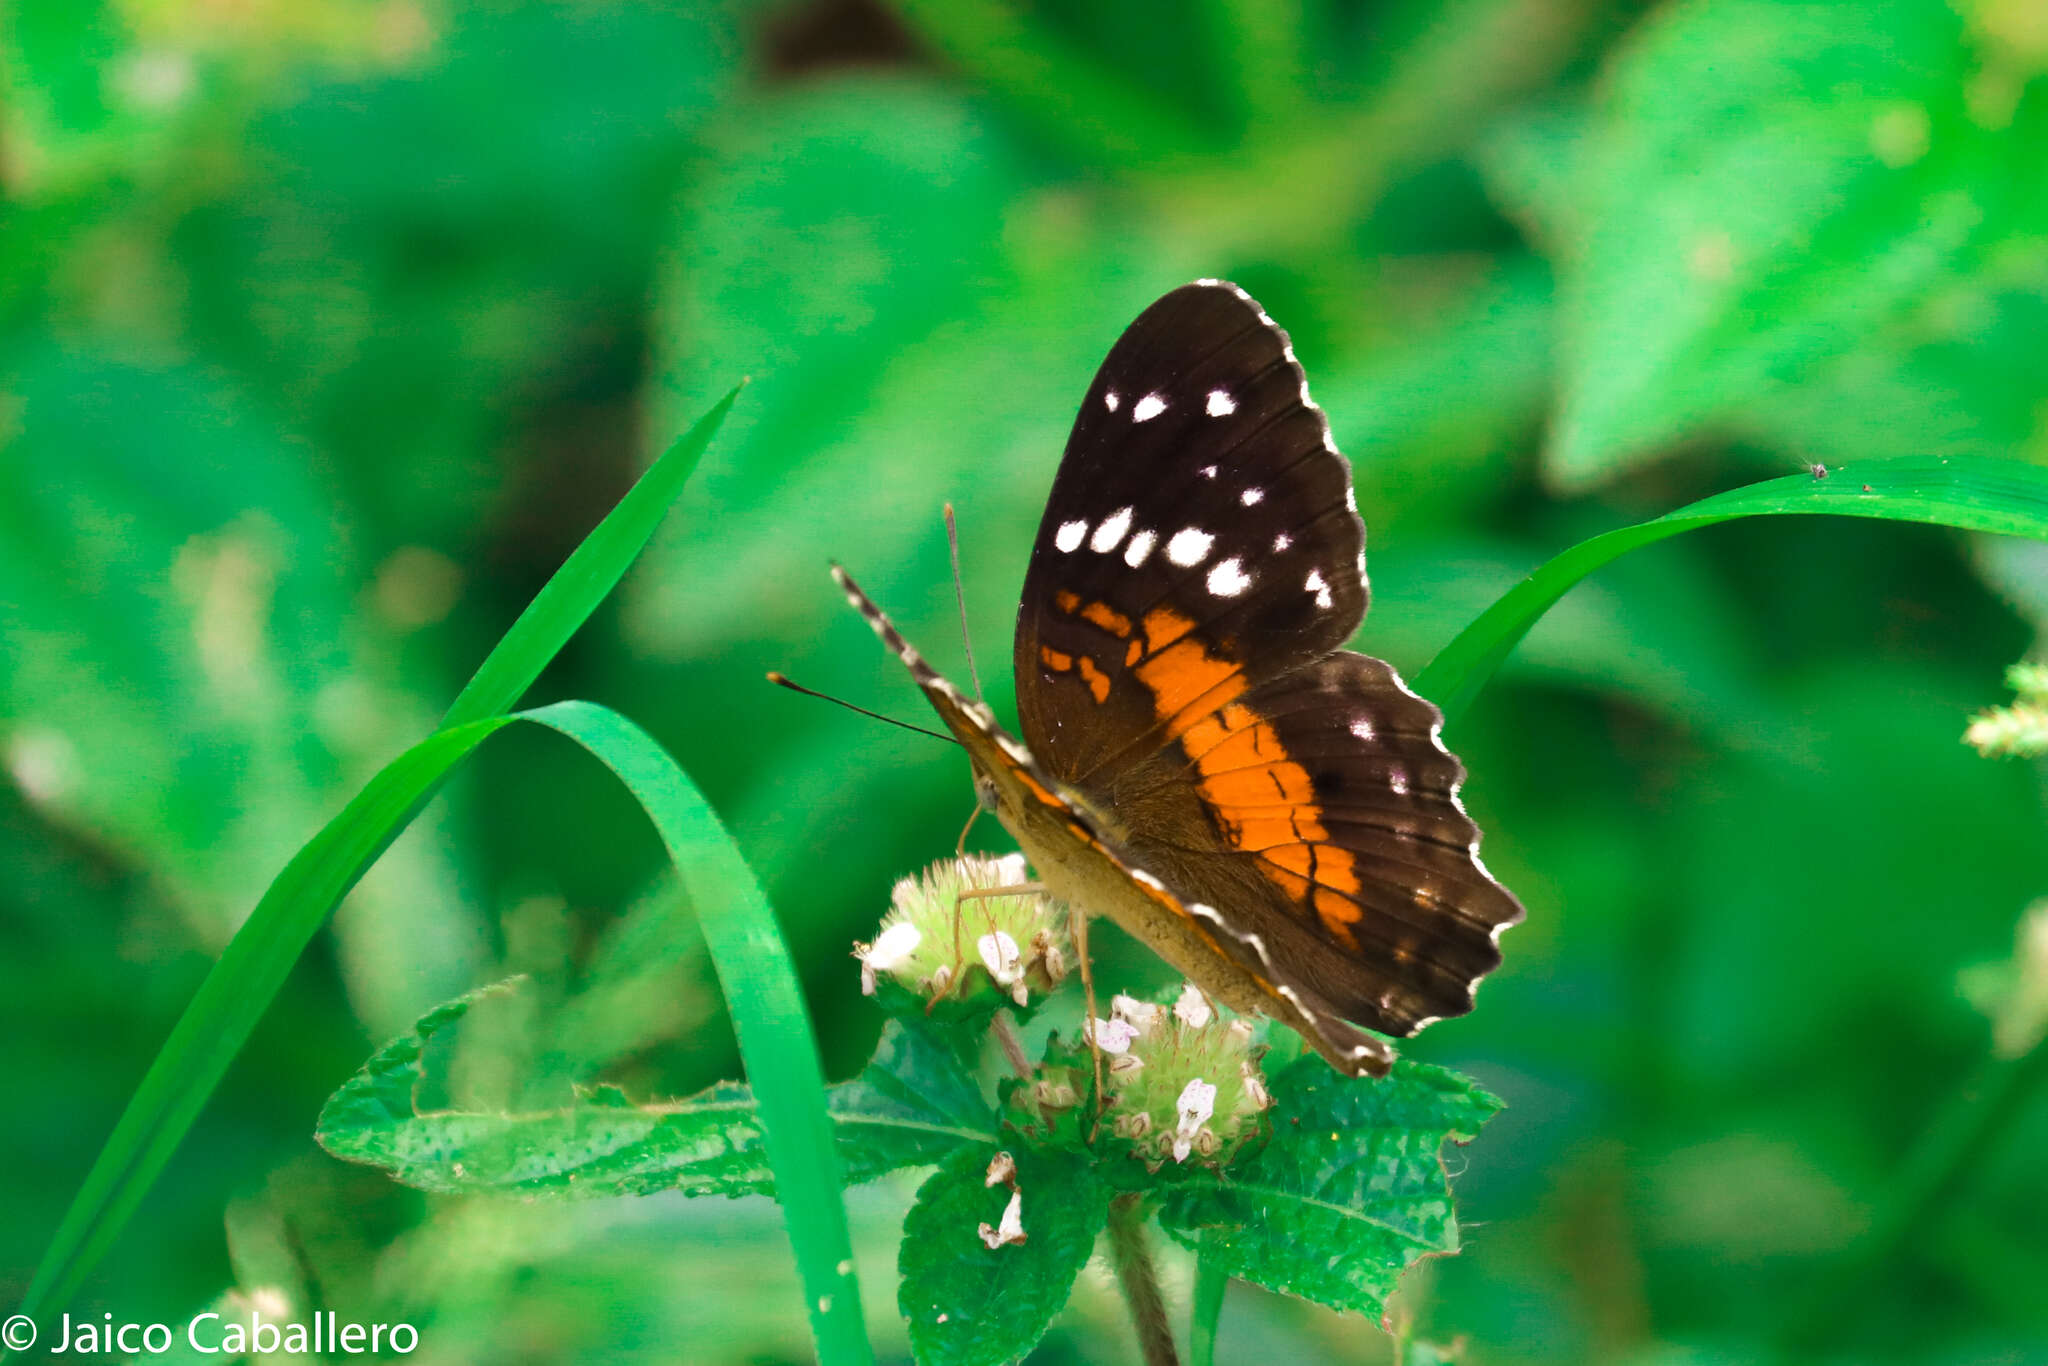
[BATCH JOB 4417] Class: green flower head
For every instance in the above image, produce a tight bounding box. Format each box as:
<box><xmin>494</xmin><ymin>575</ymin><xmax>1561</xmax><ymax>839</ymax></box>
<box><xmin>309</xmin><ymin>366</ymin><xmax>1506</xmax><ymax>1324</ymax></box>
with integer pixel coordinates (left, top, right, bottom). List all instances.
<box><xmin>854</xmin><ymin>854</ymin><xmax>1069</xmax><ymax>1021</ymax></box>
<box><xmin>1089</xmin><ymin>984</ymin><xmax>1274</xmax><ymax>1171</ymax></box>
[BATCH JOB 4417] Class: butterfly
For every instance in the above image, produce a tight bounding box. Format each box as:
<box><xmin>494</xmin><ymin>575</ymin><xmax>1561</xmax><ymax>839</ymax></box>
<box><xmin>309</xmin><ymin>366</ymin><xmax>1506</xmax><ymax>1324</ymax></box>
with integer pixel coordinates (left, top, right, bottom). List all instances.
<box><xmin>834</xmin><ymin>280</ymin><xmax>1523</xmax><ymax>1077</ymax></box>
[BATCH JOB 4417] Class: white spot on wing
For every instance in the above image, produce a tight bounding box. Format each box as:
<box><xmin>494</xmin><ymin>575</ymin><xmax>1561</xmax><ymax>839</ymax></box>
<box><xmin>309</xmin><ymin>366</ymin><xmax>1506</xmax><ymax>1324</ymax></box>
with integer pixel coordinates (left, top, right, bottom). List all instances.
<box><xmin>1198</xmin><ymin>465</ymin><xmax>1218</xmax><ymax>479</ymax></box>
<box><xmin>1206</xmin><ymin>389</ymin><xmax>1236</xmax><ymax>417</ymax></box>
<box><xmin>1349</xmin><ymin>715</ymin><xmax>1374</xmax><ymax>741</ymax></box>
<box><xmin>1305</xmin><ymin>568</ymin><xmax>1333</xmax><ymax>609</ymax></box>
<box><xmin>1090</xmin><ymin>506</ymin><xmax>1133</xmax><ymax>553</ymax></box>
<box><xmin>1273</xmin><ymin>532</ymin><xmax>1292</xmax><ymax>551</ymax></box>
<box><xmin>1123</xmin><ymin>529</ymin><xmax>1156</xmax><ymax>567</ymax></box>
<box><xmin>1240</xmin><ymin>487</ymin><xmax>1263</xmax><ymax>506</ymax></box>
<box><xmin>1104</xmin><ymin>390</ymin><xmax>1120</xmax><ymax>412</ymax></box>
<box><xmin>1055</xmin><ymin>520</ymin><xmax>1087</xmax><ymax>552</ymax></box>
<box><xmin>1132</xmin><ymin>393</ymin><xmax>1167</xmax><ymax>422</ymax></box>
<box><xmin>1166</xmin><ymin>528</ymin><xmax>1213</xmax><ymax>566</ymax></box>
<box><xmin>1207</xmin><ymin>557</ymin><xmax>1252</xmax><ymax>597</ymax></box>
<box><xmin>1388</xmin><ymin>765</ymin><xmax>1410</xmax><ymax>796</ymax></box>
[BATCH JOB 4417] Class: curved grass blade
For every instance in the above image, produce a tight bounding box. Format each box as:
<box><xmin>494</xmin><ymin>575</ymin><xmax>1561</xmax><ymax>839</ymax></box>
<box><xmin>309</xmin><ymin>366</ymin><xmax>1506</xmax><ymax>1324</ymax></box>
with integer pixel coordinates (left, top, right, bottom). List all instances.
<box><xmin>525</xmin><ymin>700</ymin><xmax>869</xmax><ymax>1361</ymax></box>
<box><xmin>1416</xmin><ymin>456</ymin><xmax>2048</xmax><ymax>728</ymax></box>
<box><xmin>17</xmin><ymin>389</ymin><xmax>747</xmax><ymax>1350</ymax></box>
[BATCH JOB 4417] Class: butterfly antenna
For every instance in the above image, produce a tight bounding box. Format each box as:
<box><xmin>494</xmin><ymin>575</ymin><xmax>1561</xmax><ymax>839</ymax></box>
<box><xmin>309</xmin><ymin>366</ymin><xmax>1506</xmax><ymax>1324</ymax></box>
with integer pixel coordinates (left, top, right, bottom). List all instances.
<box><xmin>765</xmin><ymin>672</ymin><xmax>960</xmax><ymax>746</ymax></box>
<box><xmin>945</xmin><ymin>502</ymin><xmax>987</xmax><ymax>706</ymax></box>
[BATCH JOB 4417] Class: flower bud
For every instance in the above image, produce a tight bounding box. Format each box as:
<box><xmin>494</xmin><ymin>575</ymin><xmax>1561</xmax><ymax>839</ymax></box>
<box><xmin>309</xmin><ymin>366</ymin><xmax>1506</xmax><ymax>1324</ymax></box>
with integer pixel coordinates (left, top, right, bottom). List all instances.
<box><xmin>852</xmin><ymin>854</ymin><xmax>1071</xmax><ymax>1021</ymax></box>
<box><xmin>1092</xmin><ymin>982</ymin><xmax>1275</xmax><ymax>1171</ymax></box>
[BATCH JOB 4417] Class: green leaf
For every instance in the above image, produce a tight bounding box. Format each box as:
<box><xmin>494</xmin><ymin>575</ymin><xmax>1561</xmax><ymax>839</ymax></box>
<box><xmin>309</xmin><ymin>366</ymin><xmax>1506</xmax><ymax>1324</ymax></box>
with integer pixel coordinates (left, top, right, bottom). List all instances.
<box><xmin>899</xmin><ymin>1145</ymin><xmax>1109</xmax><ymax>1366</ymax></box>
<box><xmin>1156</xmin><ymin>1058</ymin><xmax>1501</xmax><ymax>1319</ymax></box>
<box><xmin>1415</xmin><ymin>455</ymin><xmax>2048</xmax><ymax>729</ymax></box>
<box><xmin>830</xmin><ymin>1019</ymin><xmax>1002</xmax><ymax>1165</ymax></box>
<box><xmin>1545</xmin><ymin>0</ymin><xmax>2048</xmax><ymax>483</ymax></box>
<box><xmin>318</xmin><ymin>1001</ymin><xmax>996</xmax><ymax>1197</ymax></box>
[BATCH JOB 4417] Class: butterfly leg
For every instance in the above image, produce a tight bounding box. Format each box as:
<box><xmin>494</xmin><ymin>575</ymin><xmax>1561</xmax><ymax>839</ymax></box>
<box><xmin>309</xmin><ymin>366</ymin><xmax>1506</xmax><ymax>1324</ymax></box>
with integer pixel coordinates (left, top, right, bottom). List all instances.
<box><xmin>937</xmin><ymin>882</ymin><xmax>1048</xmax><ymax>1009</ymax></box>
<box><xmin>1069</xmin><ymin>904</ymin><xmax>1108</xmax><ymax>1130</ymax></box>
<box><xmin>952</xmin><ymin>802</ymin><xmax>983</xmax><ymax>861</ymax></box>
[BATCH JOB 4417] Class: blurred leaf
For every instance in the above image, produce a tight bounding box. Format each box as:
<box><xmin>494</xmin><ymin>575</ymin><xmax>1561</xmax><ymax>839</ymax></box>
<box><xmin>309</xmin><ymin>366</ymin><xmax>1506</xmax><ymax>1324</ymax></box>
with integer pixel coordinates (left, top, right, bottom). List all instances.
<box><xmin>1418</xmin><ymin>455</ymin><xmax>2048</xmax><ymax>727</ymax></box>
<box><xmin>898</xmin><ymin>1145</ymin><xmax>1108</xmax><ymax>1366</ymax></box>
<box><xmin>1541</xmin><ymin>0</ymin><xmax>2048</xmax><ymax>483</ymax></box>
<box><xmin>1476</xmin><ymin>97</ymin><xmax>1591</xmax><ymax>257</ymax></box>
<box><xmin>175</xmin><ymin>0</ymin><xmax>736</xmax><ymax>548</ymax></box>
<box><xmin>1</xmin><ymin>0</ymin><xmax>194</xmax><ymax>196</ymax></box>
<box><xmin>0</xmin><ymin>339</ymin><xmax>455</xmax><ymax>952</ymax></box>
<box><xmin>1158</xmin><ymin>1058</ymin><xmax>1500</xmax><ymax>1319</ymax></box>
<box><xmin>884</xmin><ymin>0</ymin><xmax>1212</xmax><ymax>165</ymax></box>
<box><xmin>320</xmin><ymin>1000</ymin><xmax>996</xmax><ymax>1196</ymax></box>
<box><xmin>1316</xmin><ymin>255</ymin><xmax>1554</xmax><ymax>529</ymax></box>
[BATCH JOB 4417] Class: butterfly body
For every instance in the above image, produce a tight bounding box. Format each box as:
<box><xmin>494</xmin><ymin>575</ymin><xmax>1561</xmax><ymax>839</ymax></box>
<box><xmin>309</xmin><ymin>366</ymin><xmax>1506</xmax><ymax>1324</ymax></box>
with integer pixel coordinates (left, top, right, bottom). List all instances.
<box><xmin>837</xmin><ymin>280</ymin><xmax>1523</xmax><ymax>1078</ymax></box>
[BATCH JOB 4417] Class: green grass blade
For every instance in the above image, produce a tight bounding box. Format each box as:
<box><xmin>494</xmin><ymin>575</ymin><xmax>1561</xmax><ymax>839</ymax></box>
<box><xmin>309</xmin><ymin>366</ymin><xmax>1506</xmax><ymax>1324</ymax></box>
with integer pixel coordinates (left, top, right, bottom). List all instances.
<box><xmin>441</xmin><ymin>382</ymin><xmax>742</xmax><ymax>727</ymax></box>
<box><xmin>18</xmin><ymin>390</ymin><xmax>743</xmax><ymax>1348</ymax></box>
<box><xmin>17</xmin><ymin>714</ymin><xmax>519</xmax><ymax>1333</ymax></box>
<box><xmin>1415</xmin><ymin>456</ymin><xmax>2048</xmax><ymax>728</ymax></box>
<box><xmin>522</xmin><ymin>700</ymin><xmax>870</xmax><ymax>1364</ymax></box>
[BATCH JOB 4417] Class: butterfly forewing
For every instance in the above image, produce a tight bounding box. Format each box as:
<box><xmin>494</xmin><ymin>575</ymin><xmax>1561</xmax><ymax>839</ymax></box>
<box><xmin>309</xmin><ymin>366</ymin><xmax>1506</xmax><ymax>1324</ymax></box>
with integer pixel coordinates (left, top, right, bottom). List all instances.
<box><xmin>1013</xmin><ymin>281</ymin><xmax>1366</xmax><ymax>786</ymax></box>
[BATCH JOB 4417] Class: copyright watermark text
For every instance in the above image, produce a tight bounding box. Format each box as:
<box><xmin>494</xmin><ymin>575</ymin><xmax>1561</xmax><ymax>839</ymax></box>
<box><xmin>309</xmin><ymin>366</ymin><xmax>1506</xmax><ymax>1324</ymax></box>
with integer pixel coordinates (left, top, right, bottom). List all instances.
<box><xmin>2</xmin><ymin>1311</ymin><xmax>418</xmax><ymax>1355</ymax></box>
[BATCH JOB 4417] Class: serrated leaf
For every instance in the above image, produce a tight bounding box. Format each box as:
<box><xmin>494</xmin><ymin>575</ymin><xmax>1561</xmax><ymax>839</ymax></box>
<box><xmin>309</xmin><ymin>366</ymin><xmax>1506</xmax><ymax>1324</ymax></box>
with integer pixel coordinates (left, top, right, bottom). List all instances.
<box><xmin>1156</xmin><ymin>1058</ymin><xmax>1501</xmax><ymax>1319</ymax></box>
<box><xmin>318</xmin><ymin>999</ymin><xmax>996</xmax><ymax>1198</ymax></box>
<box><xmin>898</xmin><ymin>1146</ymin><xmax>1108</xmax><ymax>1366</ymax></box>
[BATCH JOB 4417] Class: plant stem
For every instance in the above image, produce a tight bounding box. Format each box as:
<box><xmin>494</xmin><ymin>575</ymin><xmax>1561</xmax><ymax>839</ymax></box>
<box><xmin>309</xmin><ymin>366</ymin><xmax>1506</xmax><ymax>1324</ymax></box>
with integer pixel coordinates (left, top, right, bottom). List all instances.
<box><xmin>1188</xmin><ymin>1234</ymin><xmax>1226</xmax><ymax>1366</ymax></box>
<box><xmin>989</xmin><ymin>1012</ymin><xmax>1031</xmax><ymax>1078</ymax></box>
<box><xmin>1106</xmin><ymin>1194</ymin><xmax>1180</xmax><ymax>1366</ymax></box>
<box><xmin>1778</xmin><ymin>1030</ymin><xmax>2048</xmax><ymax>1351</ymax></box>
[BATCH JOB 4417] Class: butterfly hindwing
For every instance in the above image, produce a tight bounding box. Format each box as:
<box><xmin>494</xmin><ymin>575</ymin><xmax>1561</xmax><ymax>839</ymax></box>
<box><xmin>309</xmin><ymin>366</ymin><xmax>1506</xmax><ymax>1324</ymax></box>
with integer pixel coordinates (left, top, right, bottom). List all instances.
<box><xmin>1123</xmin><ymin>651</ymin><xmax>1520</xmax><ymax>1035</ymax></box>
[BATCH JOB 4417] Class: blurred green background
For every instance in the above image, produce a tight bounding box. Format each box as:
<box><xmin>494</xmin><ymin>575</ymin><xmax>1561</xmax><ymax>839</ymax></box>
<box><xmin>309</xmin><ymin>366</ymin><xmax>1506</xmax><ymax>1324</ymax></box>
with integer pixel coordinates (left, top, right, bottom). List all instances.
<box><xmin>5</xmin><ymin>0</ymin><xmax>2048</xmax><ymax>1360</ymax></box>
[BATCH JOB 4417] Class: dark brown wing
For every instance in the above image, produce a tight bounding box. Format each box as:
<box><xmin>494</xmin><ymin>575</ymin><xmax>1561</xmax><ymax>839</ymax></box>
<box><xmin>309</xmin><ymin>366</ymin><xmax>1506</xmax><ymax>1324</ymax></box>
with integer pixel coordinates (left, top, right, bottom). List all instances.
<box><xmin>1006</xmin><ymin>279</ymin><xmax>1521</xmax><ymax>1043</ymax></box>
<box><xmin>1012</xmin><ymin>280</ymin><xmax>1365</xmax><ymax>787</ymax></box>
<box><xmin>1117</xmin><ymin>651</ymin><xmax>1521</xmax><ymax>1035</ymax></box>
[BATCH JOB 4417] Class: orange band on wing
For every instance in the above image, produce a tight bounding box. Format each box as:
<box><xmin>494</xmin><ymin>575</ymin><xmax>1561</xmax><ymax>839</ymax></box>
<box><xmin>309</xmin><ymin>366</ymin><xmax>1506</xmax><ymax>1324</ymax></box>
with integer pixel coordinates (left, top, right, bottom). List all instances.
<box><xmin>1132</xmin><ymin>609</ymin><xmax>1246</xmax><ymax>736</ymax></box>
<box><xmin>1077</xmin><ymin>655</ymin><xmax>1111</xmax><ymax>703</ymax></box>
<box><xmin>1177</xmin><ymin>698</ymin><xmax>1366</xmax><ymax>947</ymax></box>
<box><xmin>1039</xmin><ymin>645</ymin><xmax>1074</xmax><ymax>672</ymax></box>
<box><xmin>1080</xmin><ymin>601</ymin><xmax>1132</xmax><ymax>637</ymax></box>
